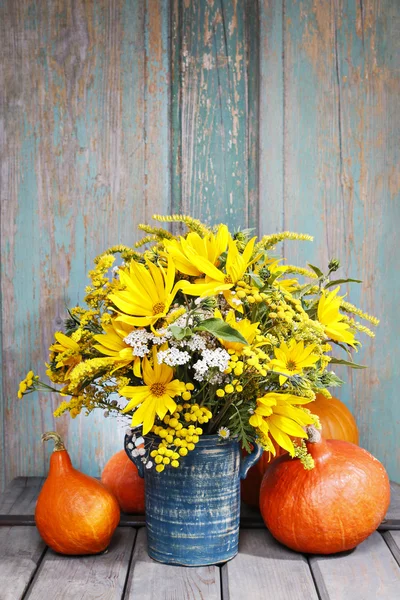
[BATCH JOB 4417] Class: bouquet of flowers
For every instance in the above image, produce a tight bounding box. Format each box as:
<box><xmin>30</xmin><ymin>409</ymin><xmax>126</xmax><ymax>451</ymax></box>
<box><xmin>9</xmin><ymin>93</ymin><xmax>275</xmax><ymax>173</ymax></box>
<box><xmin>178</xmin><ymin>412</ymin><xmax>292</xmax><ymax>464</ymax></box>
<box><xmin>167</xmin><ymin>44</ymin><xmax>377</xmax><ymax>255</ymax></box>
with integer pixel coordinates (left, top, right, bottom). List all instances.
<box><xmin>19</xmin><ymin>215</ymin><xmax>378</xmax><ymax>472</ymax></box>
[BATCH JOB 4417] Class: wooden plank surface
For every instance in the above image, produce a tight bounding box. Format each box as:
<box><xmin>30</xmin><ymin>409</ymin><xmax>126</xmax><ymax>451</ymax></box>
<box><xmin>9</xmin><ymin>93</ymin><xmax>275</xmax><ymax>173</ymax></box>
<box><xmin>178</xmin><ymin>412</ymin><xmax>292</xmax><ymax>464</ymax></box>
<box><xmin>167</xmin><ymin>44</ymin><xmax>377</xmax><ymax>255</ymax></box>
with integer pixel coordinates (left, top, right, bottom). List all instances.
<box><xmin>383</xmin><ymin>531</ymin><xmax>400</xmax><ymax>567</ymax></box>
<box><xmin>387</xmin><ymin>482</ymin><xmax>400</xmax><ymax>520</ymax></box>
<box><xmin>1</xmin><ymin>522</ymin><xmax>400</xmax><ymax>600</ymax></box>
<box><xmin>24</xmin><ymin>528</ymin><xmax>136</xmax><ymax>600</ymax></box>
<box><xmin>309</xmin><ymin>531</ymin><xmax>400</xmax><ymax>600</ymax></box>
<box><xmin>171</xmin><ymin>0</ymin><xmax>258</xmax><ymax>230</ymax></box>
<box><xmin>0</xmin><ymin>526</ymin><xmax>46</xmax><ymax>600</ymax></box>
<box><xmin>125</xmin><ymin>528</ymin><xmax>221</xmax><ymax>599</ymax></box>
<box><xmin>0</xmin><ymin>0</ymin><xmax>171</xmax><ymax>493</ymax></box>
<box><xmin>221</xmin><ymin>529</ymin><xmax>319</xmax><ymax>600</ymax></box>
<box><xmin>1</xmin><ymin>477</ymin><xmax>399</xmax><ymax>526</ymax></box>
<box><xmin>0</xmin><ymin>477</ymin><xmax>45</xmax><ymax>516</ymax></box>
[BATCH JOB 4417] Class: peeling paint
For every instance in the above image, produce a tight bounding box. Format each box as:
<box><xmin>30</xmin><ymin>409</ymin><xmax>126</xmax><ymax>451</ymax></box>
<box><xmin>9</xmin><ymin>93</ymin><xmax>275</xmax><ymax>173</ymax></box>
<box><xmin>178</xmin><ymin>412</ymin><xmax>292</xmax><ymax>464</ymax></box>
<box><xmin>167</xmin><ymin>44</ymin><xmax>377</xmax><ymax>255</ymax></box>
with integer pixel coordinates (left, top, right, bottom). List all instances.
<box><xmin>171</xmin><ymin>0</ymin><xmax>257</xmax><ymax>228</ymax></box>
<box><xmin>0</xmin><ymin>0</ymin><xmax>170</xmax><ymax>490</ymax></box>
<box><xmin>282</xmin><ymin>0</ymin><xmax>400</xmax><ymax>481</ymax></box>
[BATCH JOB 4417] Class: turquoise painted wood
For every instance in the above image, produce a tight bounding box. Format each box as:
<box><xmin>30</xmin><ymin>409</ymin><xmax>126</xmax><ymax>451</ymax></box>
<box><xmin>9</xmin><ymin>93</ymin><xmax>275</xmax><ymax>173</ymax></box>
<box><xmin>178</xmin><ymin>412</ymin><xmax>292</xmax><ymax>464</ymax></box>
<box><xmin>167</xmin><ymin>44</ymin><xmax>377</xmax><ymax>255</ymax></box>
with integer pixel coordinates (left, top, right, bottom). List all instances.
<box><xmin>0</xmin><ymin>0</ymin><xmax>171</xmax><ymax>491</ymax></box>
<box><xmin>0</xmin><ymin>0</ymin><xmax>399</xmax><ymax>491</ymax></box>
<box><xmin>124</xmin><ymin>432</ymin><xmax>263</xmax><ymax>565</ymax></box>
<box><xmin>171</xmin><ymin>0</ymin><xmax>259</xmax><ymax>230</ymax></box>
<box><xmin>275</xmin><ymin>0</ymin><xmax>400</xmax><ymax>482</ymax></box>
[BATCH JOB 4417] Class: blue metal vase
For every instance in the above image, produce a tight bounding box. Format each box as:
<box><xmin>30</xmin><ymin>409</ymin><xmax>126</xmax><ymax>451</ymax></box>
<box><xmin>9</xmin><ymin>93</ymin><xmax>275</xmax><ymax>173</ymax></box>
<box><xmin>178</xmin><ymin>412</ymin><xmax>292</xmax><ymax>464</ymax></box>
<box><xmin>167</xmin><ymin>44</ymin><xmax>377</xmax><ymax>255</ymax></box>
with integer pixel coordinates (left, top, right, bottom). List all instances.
<box><xmin>124</xmin><ymin>433</ymin><xmax>262</xmax><ymax>566</ymax></box>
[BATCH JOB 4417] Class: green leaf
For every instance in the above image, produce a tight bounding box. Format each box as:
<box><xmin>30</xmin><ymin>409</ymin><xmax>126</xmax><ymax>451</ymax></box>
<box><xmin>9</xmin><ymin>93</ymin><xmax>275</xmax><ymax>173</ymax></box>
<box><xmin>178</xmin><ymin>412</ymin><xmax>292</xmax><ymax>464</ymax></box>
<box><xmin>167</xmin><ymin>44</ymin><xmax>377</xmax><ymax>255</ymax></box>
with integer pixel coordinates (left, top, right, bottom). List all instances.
<box><xmin>325</xmin><ymin>278</ymin><xmax>362</xmax><ymax>289</ymax></box>
<box><xmin>195</xmin><ymin>318</ymin><xmax>248</xmax><ymax>345</ymax></box>
<box><xmin>329</xmin><ymin>358</ymin><xmax>367</xmax><ymax>369</ymax></box>
<box><xmin>248</xmin><ymin>273</ymin><xmax>263</xmax><ymax>288</ymax></box>
<box><xmin>308</xmin><ymin>263</ymin><xmax>324</xmax><ymax>278</ymax></box>
<box><xmin>169</xmin><ymin>325</ymin><xmax>189</xmax><ymax>341</ymax></box>
<box><xmin>294</xmin><ymin>283</ymin><xmax>316</xmax><ymax>299</ymax></box>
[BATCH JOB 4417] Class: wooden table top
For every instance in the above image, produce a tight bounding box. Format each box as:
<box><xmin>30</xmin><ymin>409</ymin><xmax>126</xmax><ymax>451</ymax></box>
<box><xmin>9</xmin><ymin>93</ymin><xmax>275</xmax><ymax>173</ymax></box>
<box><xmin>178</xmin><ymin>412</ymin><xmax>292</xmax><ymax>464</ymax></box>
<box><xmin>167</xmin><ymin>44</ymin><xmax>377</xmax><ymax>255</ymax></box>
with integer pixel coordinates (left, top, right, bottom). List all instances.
<box><xmin>0</xmin><ymin>477</ymin><xmax>399</xmax><ymax>600</ymax></box>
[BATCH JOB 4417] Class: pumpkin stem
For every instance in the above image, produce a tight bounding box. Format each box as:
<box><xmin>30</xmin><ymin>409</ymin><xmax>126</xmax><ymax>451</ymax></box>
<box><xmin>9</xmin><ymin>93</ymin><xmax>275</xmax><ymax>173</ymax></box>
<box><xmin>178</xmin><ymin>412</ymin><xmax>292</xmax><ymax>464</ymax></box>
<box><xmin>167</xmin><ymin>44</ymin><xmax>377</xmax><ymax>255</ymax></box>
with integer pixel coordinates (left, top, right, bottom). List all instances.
<box><xmin>305</xmin><ymin>425</ymin><xmax>322</xmax><ymax>444</ymax></box>
<box><xmin>42</xmin><ymin>431</ymin><xmax>66</xmax><ymax>452</ymax></box>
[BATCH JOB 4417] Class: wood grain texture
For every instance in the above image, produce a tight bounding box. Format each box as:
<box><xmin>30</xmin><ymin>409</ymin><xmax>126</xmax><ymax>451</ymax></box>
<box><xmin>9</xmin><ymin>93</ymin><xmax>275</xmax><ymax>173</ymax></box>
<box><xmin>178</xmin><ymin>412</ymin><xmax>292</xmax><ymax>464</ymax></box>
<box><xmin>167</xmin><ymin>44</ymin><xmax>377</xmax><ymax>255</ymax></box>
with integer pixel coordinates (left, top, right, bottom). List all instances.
<box><xmin>278</xmin><ymin>0</ymin><xmax>400</xmax><ymax>481</ymax></box>
<box><xmin>0</xmin><ymin>0</ymin><xmax>170</xmax><ymax>492</ymax></box>
<box><xmin>0</xmin><ymin>477</ymin><xmax>45</xmax><ymax>515</ymax></box>
<box><xmin>383</xmin><ymin>531</ymin><xmax>400</xmax><ymax>567</ymax></box>
<box><xmin>24</xmin><ymin>528</ymin><xmax>136</xmax><ymax>600</ymax></box>
<box><xmin>309</xmin><ymin>531</ymin><xmax>400</xmax><ymax>600</ymax></box>
<box><xmin>386</xmin><ymin>482</ymin><xmax>400</xmax><ymax>520</ymax></box>
<box><xmin>1</xmin><ymin>476</ymin><xmax>399</xmax><ymax>532</ymax></box>
<box><xmin>171</xmin><ymin>0</ymin><xmax>259</xmax><ymax>230</ymax></box>
<box><xmin>259</xmin><ymin>0</ymin><xmax>284</xmax><ymax>238</ymax></box>
<box><xmin>0</xmin><ymin>526</ymin><xmax>46</xmax><ymax>600</ymax></box>
<box><xmin>221</xmin><ymin>529</ymin><xmax>319</xmax><ymax>600</ymax></box>
<box><xmin>125</xmin><ymin>528</ymin><xmax>221</xmax><ymax>600</ymax></box>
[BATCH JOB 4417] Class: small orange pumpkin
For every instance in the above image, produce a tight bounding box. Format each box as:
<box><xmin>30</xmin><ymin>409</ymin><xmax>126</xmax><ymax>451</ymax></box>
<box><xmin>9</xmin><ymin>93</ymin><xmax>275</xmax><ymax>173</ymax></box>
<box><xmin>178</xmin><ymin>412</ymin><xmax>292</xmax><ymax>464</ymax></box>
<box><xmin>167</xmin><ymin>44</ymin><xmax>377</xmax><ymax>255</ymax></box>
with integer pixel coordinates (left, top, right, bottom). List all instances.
<box><xmin>101</xmin><ymin>450</ymin><xmax>145</xmax><ymax>514</ymax></box>
<box><xmin>260</xmin><ymin>427</ymin><xmax>390</xmax><ymax>554</ymax></box>
<box><xmin>241</xmin><ymin>393</ymin><xmax>359</xmax><ymax>506</ymax></box>
<box><xmin>35</xmin><ymin>432</ymin><xmax>120</xmax><ymax>555</ymax></box>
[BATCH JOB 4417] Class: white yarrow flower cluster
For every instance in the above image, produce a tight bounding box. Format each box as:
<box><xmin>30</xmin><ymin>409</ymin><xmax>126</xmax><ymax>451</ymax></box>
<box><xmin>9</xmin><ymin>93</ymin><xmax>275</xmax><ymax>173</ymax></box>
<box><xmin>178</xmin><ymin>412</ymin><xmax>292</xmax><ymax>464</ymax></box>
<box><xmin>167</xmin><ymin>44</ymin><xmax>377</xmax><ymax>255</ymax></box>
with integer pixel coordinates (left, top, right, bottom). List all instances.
<box><xmin>149</xmin><ymin>327</ymin><xmax>172</xmax><ymax>345</ymax></box>
<box><xmin>157</xmin><ymin>348</ymin><xmax>191</xmax><ymax>367</ymax></box>
<box><xmin>184</xmin><ymin>334</ymin><xmax>207</xmax><ymax>352</ymax></box>
<box><xmin>193</xmin><ymin>348</ymin><xmax>230</xmax><ymax>381</ymax></box>
<box><xmin>124</xmin><ymin>327</ymin><xmax>173</xmax><ymax>357</ymax></box>
<box><xmin>124</xmin><ymin>329</ymin><xmax>151</xmax><ymax>357</ymax></box>
<box><xmin>173</xmin><ymin>314</ymin><xmax>193</xmax><ymax>328</ymax></box>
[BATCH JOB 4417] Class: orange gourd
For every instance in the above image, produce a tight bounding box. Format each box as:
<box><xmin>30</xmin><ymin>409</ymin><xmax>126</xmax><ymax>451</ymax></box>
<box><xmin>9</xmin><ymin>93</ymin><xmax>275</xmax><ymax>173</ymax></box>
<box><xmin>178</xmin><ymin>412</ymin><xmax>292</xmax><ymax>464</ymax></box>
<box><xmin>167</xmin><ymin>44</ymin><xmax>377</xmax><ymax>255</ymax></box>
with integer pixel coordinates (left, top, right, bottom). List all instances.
<box><xmin>101</xmin><ymin>450</ymin><xmax>145</xmax><ymax>514</ymax></box>
<box><xmin>260</xmin><ymin>427</ymin><xmax>390</xmax><ymax>554</ymax></box>
<box><xmin>241</xmin><ymin>393</ymin><xmax>359</xmax><ymax>506</ymax></box>
<box><xmin>35</xmin><ymin>432</ymin><xmax>120</xmax><ymax>555</ymax></box>
<box><xmin>308</xmin><ymin>393</ymin><xmax>359</xmax><ymax>444</ymax></box>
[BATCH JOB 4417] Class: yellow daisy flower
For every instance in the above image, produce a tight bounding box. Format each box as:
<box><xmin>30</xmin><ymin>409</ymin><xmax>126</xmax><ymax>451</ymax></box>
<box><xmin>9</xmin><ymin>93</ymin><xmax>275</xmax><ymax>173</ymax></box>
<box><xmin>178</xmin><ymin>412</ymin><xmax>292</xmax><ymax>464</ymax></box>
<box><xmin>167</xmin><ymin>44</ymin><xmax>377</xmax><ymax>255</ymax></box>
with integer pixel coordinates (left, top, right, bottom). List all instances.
<box><xmin>269</xmin><ymin>339</ymin><xmax>320</xmax><ymax>385</ymax></box>
<box><xmin>249</xmin><ymin>392</ymin><xmax>314</xmax><ymax>456</ymax></box>
<box><xmin>318</xmin><ymin>287</ymin><xmax>356</xmax><ymax>346</ymax></box>
<box><xmin>163</xmin><ymin>224</ymin><xmax>229</xmax><ymax>276</ymax></box>
<box><xmin>179</xmin><ymin>236</ymin><xmax>257</xmax><ymax>300</ymax></box>
<box><xmin>93</xmin><ymin>320</ymin><xmax>141</xmax><ymax>377</ymax></box>
<box><xmin>120</xmin><ymin>348</ymin><xmax>186</xmax><ymax>434</ymax></box>
<box><xmin>109</xmin><ymin>257</ymin><xmax>181</xmax><ymax>329</ymax></box>
<box><xmin>50</xmin><ymin>332</ymin><xmax>82</xmax><ymax>379</ymax></box>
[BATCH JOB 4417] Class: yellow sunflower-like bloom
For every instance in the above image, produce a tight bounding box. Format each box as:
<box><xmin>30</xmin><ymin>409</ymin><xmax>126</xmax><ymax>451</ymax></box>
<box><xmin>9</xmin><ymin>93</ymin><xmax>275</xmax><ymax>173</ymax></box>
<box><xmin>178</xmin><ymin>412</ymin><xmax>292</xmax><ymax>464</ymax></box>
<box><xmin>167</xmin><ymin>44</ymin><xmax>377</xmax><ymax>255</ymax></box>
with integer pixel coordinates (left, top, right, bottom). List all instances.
<box><xmin>93</xmin><ymin>320</ymin><xmax>141</xmax><ymax>377</ymax></box>
<box><xmin>317</xmin><ymin>287</ymin><xmax>356</xmax><ymax>346</ymax></box>
<box><xmin>50</xmin><ymin>332</ymin><xmax>82</xmax><ymax>379</ymax></box>
<box><xmin>269</xmin><ymin>339</ymin><xmax>320</xmax><ymax>386</ymax></box>
<box><xmin>215</xmin><ymin>309</ymin><xmax>259</xmax><ymax>353</ymax></box>
<box><xmin>249</xmin><ymin>392</ymin><xmax>315</xmax><ymax>456</ymax></box>
<box><xmin>163</xmin><ymin>224</ymin><xmax>229</xmax><ymax>276</ymax></box>
<box><xmin>109</xmin><ymin>257</ymin><xmax>181</xmax><ymax>328</ymax></box>
<box><xmin>120</xmin><ymin>348</ymin><xmax>186</xmax><ymax>434</ymax></box>
<box><xmin>179</xmin><ymin>236</ymin><xmax>257</xmax><ymax>301</ymax></box>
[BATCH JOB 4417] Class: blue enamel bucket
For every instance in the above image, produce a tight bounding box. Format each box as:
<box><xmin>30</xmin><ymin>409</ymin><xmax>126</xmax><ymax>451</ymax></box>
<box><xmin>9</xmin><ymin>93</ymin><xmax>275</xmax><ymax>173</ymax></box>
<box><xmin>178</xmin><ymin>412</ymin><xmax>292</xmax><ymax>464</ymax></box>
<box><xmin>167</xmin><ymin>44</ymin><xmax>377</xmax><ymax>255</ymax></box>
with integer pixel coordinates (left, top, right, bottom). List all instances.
<box><xmin>124</xmin><ymin>432</ymin><xmax>262</xmax><ymax>566</ymax></box>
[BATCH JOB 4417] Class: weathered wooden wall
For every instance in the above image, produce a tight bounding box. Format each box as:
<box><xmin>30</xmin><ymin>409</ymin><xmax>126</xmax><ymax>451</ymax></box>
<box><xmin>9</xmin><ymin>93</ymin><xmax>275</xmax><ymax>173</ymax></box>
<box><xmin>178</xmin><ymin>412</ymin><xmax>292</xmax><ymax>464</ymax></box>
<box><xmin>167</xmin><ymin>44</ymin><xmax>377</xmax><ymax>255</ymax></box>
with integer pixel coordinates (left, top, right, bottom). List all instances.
<box><xmin>0</xmin><ymin>0</ymin><xmax>399</xmax><ymax>491</ymax></box>
<box><xmin>0</xmin><ymin>0</ymin><xmax>171</xmax><ymax>490</ymax></box>
<box><xmin>259</xmin><ymin>0</ymin><xmax>400</xmax><ymax>480</ymax></box>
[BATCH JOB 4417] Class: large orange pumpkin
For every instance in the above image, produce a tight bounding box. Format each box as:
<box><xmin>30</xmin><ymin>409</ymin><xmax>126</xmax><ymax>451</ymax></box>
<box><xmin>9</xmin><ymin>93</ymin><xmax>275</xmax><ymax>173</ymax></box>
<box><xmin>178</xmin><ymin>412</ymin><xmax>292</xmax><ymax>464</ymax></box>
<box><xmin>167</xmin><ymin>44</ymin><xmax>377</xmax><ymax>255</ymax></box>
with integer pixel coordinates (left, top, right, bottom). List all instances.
<box><xmin>35</xmin><ymin>432</ymin><xmax>120</xmax><ymax>555</ymax></box>
<box><xmin>101</xmin><ymin>450</ymin><xmax>145</xmax><ymax>514</ymax></box>
<box><xmin>260</xmin><ymin>427</ymin><xmax>390</xmax><ymax>554</ymax></box>
<box><xmin>241</xmin><ymin>393</ymin><xmax>359</xmax><ymax>506</ymax></box>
